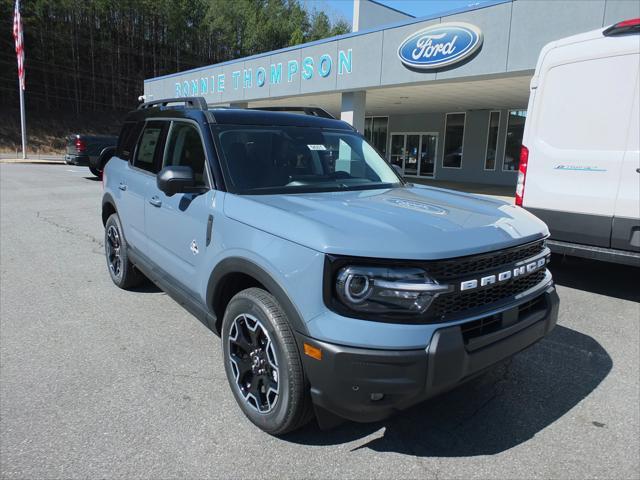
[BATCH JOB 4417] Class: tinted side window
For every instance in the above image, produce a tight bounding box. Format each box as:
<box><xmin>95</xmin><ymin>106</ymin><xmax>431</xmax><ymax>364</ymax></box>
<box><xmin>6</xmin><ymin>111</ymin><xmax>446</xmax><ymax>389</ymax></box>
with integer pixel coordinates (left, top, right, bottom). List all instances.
<box><xmin>116</xmin><ymin>121</ymin><xmax>143</xmax><ymax>161</ymax></box>
<box><xmin>163</xmin><ymin>123</ymin><xmax>208</xmax><ymax>186</ymax></box>
<box><xmin>133</xmin><ymin>123</ymin><xmax>164</xmax><ymax>174</ymax></box>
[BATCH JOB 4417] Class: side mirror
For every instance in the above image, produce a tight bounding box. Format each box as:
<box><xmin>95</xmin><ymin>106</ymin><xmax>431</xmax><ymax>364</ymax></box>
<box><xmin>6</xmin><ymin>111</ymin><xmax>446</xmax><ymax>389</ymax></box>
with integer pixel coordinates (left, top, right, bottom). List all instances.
<box><xmin>392</xmin><ymin>164</ymin><xmax>403</xmax><ymax>177</ymax></box>
<box><xmin>157</xmin><ymin>165</ymin><xmax>196</xmax><ymax>196</ymax></box>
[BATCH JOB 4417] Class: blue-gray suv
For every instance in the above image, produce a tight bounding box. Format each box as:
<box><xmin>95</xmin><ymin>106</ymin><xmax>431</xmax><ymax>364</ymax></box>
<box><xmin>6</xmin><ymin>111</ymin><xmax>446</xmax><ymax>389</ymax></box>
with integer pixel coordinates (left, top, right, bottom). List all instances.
<box><xmin>101</xmin><ymin>97</ymin><xmax>559</xmax><ymax>435</ymax></box>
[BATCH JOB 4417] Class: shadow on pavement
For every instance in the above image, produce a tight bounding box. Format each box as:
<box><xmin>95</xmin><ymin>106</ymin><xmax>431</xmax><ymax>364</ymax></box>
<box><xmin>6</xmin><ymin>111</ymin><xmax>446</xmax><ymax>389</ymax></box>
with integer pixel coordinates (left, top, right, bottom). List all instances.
<box><xmin>131</xmin><ymin>277</ymin><xmax>163</xmax><ymax>293</ymax></box>
<box><xmin>549</xmin><ymin>254</ymin><xmax>640</xmax><ymax>302</ymax></box>
<box><xmin>285</xmin><ymin>325</ymin><xmax>611</xmax><ymax>457</ymax></box>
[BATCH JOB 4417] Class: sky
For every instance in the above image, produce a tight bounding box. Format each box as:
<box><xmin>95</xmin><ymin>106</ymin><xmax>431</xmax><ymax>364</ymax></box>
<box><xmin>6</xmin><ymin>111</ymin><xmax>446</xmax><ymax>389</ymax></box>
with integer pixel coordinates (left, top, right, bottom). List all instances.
<box><xmin>303</xmin><ymin>0</ymin><xmax>492</xmax><ymax>24</ymax></box>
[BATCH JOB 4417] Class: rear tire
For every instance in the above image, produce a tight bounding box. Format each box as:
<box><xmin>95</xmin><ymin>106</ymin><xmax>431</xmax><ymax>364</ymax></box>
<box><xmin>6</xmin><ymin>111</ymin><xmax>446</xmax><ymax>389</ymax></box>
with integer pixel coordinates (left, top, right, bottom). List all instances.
<box><xmin>104</xmin><ymin>213</ymin><xmax>143</xmax><ymax>289</ymax></box>
<box><xmin>89</xmin><ymin>164</ymin><xmax>101</xmax><ymax>178</ymax></box>
<box><xmin>222</xmin><ymin>288</ymin><xmax>313</xmax><ymax>435</ymax></box>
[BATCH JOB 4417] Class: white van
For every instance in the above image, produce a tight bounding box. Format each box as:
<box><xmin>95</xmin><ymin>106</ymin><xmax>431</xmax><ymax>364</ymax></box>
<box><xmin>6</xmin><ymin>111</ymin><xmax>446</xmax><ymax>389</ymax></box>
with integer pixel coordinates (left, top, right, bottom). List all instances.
<box><xmin>518</xmin><ymin>18</ymin><xmax>640</xmax><ymax>267</ymax></box>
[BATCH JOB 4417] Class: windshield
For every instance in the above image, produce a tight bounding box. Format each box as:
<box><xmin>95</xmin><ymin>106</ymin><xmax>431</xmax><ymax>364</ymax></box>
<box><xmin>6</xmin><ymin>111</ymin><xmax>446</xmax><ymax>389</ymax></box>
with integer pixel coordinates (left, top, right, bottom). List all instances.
<box><xmin>214</xmin><ymin>126</ymin><xmax>402</xmax><ymax>194</ymax></box>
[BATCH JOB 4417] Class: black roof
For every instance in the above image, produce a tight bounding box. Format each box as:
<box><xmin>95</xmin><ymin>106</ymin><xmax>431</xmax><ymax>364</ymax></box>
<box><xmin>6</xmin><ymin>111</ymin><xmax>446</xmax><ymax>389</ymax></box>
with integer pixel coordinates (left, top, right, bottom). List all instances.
<box><xmin>125</xmin><ymin>105</ymin><xmax>353</xmax><ymax>130</ymax></box>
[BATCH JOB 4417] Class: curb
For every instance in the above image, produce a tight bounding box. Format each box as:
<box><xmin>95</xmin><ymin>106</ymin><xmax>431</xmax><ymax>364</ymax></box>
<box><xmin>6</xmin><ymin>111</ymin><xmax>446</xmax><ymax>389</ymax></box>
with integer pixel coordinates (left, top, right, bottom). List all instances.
<box><xmin>0</xmin><ymin>159</ymin><xmax>66</xmax><ymax>165</ymax></box>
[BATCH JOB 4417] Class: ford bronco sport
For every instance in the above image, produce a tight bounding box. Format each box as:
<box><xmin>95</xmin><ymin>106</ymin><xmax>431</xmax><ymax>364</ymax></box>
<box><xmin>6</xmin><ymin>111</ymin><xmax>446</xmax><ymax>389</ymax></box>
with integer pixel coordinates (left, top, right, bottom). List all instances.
<box><xmin>101</xmin><ymin>97</ymin><xmax>559</xmax><ymax>435</ymax></box>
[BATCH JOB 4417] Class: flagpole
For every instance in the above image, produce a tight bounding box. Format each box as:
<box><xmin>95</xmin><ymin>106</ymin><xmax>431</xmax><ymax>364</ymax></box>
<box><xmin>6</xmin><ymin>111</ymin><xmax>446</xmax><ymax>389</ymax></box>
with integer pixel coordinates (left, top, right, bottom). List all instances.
<box><xmin>18</xmin><ymin>80</ymin><xmax>26</xmax><ymax>159</ymax></box>
<box><xmin>13</xmin><ymin>0</ymin><xmax>27</xmax><ymax>159</ymax></box>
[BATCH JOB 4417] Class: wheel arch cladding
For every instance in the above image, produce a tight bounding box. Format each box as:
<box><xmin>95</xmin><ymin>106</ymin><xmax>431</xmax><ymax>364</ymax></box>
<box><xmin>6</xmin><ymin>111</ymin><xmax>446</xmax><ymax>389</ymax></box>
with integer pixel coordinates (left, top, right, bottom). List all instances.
<box><xmin>101</xmin><ymin>194</ymin><xmax>117</xmax><ymax>226</ymax></box>
<box><xmin>207</xmin><ymin>257</ymin><xmax>309</xmax><ymax>336</ymax></box>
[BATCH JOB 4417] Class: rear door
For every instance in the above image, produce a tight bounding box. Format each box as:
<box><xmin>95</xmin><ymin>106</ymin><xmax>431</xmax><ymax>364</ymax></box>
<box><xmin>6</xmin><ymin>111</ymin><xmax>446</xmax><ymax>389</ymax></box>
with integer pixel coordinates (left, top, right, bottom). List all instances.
<box><xmin>523</xmin><ymin>38</ymin><xmax>639</xmax><ymax>247</ymax></box>
<box><xmin>120</xmin><ymin>121</ymin><xmax>165</xmax><ymax>251</ymax></box>
<box><xmin>612</xmin><ymin>70</ymin><xmax>640</xmax><ymax>252</ymax></box>
<box><xmin>144</xmin><ymin>120</ymin><xmax>215</xmax><ymax>292</ymax></box>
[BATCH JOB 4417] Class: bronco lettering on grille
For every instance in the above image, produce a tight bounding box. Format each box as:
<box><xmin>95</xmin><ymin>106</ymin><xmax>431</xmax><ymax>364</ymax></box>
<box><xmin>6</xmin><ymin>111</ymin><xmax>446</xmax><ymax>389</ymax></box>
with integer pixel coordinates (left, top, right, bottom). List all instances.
<box><xmin>459</xmin><ymin>257</ymin><xmax>547</xmax><ymax>291</ymax></box>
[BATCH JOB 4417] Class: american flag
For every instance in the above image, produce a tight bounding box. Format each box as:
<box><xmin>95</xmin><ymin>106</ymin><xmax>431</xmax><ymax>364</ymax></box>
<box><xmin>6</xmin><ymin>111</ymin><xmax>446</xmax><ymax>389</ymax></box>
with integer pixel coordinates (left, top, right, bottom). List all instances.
<box><xmin>13</xmin><ymin>0</ymin><xmax>25</xmax><ymax>90</ymax></box>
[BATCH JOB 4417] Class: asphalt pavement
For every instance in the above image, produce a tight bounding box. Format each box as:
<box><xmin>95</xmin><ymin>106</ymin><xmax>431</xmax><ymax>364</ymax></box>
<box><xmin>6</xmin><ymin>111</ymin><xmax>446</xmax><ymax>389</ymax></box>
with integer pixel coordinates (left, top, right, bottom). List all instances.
<box><xmin>1</xmin><ymin>163</ymin><xmax>638</xmax><ymax>479</ymax></box>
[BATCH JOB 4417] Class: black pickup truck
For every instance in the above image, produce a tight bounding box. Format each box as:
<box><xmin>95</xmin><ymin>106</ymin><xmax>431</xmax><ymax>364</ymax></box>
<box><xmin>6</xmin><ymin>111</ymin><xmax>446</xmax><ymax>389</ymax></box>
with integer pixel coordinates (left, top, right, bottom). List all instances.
<box><xmin>65</xmin><ymin>134</ymin><xmax>117</xmax><ymax>177</ymax></box>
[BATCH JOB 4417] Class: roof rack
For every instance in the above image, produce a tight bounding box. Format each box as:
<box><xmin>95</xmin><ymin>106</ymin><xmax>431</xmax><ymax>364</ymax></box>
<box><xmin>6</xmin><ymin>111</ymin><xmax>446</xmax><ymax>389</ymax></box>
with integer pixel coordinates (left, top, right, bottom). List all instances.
<box><xmin>249</xmin><ymin>106</ymin><xmax>336</xmax><ymax>119</ymax></box>
<box><xmin>137</xmin><ymin>96</ymin><xmax>208</xmax><ymax>111</ymax></box>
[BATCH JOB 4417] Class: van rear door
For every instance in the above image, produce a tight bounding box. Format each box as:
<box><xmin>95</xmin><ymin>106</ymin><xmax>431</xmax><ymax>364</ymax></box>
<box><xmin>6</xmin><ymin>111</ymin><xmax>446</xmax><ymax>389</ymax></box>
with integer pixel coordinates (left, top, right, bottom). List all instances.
<box><xmin>522</xmin><ymin>34</ymin><xmax>639</xmax><ymax>247</ymax></box>
<box><xmin>612</xmin><ymin>72</ymin><xmax>640</xmax><ymax>252</ymax></box>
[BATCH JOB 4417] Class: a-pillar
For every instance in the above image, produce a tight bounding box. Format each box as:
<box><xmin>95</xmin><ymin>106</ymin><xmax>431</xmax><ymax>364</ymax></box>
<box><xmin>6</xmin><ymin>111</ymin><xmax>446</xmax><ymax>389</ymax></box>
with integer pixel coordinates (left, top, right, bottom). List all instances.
<box><xmin>340</xmin><ymin>91</ymin><xmax>366</xmax><ymax>134</ymax></box>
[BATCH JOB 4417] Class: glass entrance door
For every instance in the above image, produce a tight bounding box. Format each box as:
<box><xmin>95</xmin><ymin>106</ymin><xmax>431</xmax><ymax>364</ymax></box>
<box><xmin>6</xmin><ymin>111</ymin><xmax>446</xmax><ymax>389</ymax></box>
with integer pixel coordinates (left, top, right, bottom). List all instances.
<box><xmin>389</xmin><ymin>132</ymin><xmax>438</xmax><ymax>178</ymax></box>
<box><xmin>419</xmin><ymin>134</ymin><xmax>437</xmax><ymax>177</ymax></box>
<box><xmin>390</xmin><ymin>134</ymin><xmax>405</xmax><ymax>171</ymax></box>
<box><xmin>404</xmin><ymin>135</ymin><xmax>419</xmax><ymax>176</ymax></box>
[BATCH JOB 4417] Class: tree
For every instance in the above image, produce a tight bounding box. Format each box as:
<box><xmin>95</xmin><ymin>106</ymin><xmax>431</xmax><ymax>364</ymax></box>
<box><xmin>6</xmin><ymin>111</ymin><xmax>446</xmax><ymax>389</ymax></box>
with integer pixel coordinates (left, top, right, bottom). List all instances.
<box><xmin>0</xmin><ymin>0</ymin><xmax>351</xmax><ymax>114</ymax></box>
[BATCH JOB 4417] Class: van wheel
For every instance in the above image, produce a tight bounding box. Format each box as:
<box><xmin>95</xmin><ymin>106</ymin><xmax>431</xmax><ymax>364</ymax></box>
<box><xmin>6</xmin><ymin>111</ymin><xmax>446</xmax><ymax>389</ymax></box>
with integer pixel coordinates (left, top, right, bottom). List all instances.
<box><xmin>104</xmin><ymin>213</ymin><xmax>142</xmax><ymax>289</ymax></box>
<box><xmin>222</xmin><ymin>288</ymin><xmax>312</xmax><ymax>435</ymax></box>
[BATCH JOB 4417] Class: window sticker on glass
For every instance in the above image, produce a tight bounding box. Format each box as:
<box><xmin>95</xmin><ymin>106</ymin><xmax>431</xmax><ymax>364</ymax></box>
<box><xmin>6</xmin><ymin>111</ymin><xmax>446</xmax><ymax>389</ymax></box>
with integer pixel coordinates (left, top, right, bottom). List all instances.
<box><xmin>307</xmin><ymin>144</ymin><xmax>327</xmax><ymax>151</ymax></box>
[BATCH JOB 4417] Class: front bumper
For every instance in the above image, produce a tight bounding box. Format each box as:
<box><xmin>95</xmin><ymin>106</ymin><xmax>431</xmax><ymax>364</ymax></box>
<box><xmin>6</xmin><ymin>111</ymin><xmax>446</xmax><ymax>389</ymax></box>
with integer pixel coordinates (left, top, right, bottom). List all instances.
<box><xmin>298</xmin><ymin>285</ymin><xmax>559</xmax><ymax>423</ymax></box>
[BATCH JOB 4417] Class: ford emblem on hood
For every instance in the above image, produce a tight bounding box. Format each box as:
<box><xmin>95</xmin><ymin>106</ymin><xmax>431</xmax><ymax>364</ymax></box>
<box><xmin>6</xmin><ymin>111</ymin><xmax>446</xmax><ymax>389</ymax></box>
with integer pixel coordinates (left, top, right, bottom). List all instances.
<box><xmin>397</xmin><ymin>22</ymin><xmax>483</xmax><ymax>70</ymax></box>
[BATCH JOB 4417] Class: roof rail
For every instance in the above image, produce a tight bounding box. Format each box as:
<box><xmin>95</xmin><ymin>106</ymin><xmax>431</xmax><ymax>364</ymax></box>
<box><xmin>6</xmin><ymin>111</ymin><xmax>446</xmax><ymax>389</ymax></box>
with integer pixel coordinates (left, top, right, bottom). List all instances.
<box><xmin>249</xmin><ymin>106</ymin><xmax>336</xmax><ymax>119</ymax></box>
<box><xmin>137</xmin><ymin>96</ymin><xmax>208</xmax><ymax>111</ymax></box>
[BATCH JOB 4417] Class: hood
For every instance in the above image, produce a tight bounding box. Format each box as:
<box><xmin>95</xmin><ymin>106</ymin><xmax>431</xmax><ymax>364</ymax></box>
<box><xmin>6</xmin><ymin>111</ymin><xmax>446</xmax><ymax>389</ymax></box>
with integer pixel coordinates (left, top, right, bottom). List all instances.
<box><xmin>223</xmin><ymin>185</ymin><xmax>549</xmax><ymax>260</ymax></box>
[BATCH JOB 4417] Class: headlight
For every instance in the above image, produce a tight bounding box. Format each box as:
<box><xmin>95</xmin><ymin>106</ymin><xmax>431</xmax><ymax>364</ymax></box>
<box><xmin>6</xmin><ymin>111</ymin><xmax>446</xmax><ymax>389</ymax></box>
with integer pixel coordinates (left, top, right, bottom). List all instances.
<box><xmin>335</xmin><ymin>266</ymin><xmax>451</xmax><ymax>315</ymax></box>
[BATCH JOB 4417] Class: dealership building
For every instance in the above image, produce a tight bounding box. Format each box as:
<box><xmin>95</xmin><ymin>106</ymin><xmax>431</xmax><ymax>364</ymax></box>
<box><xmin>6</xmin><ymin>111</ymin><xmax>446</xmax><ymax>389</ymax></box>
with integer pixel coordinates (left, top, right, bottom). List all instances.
<box><xmin>144</xmin><ymin>0</ymin><xmax>639</xmax><ymax>187</ymax></box>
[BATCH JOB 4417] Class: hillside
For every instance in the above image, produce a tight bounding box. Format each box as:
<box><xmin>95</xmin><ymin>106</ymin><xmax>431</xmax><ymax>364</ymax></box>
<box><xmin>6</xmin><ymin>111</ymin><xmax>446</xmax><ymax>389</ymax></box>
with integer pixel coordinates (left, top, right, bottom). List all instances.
<box><xmin>0</xmin><ymin>109</ymin><xmax>126</xmax><ymax>154</ymax></box>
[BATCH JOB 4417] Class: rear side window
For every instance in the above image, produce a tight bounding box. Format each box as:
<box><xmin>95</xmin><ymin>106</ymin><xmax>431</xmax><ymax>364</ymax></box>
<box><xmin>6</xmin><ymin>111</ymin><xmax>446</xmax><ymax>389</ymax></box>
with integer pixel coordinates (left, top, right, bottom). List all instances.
<box><xmin>163</xmin><ymin>122</ymin><xmax>208</xmax><ymax>187</ymax></box>
<box><xmin>133</xmin><ymin>122</ymin><xmax>164</xmax><ymax>174</ymax></box>
<box><xmin>116</xmin><ymin>122</ymin><xmax>143</xmax><ymax>161</ymax></box>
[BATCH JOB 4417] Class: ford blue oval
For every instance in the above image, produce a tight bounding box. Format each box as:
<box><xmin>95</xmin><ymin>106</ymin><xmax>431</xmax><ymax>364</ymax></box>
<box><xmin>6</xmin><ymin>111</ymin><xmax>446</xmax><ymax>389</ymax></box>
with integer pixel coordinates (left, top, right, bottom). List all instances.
<box><xmin>397</xmin><ymin>22</ymin><xmax>483</xmax><ymax>70</ymax></box>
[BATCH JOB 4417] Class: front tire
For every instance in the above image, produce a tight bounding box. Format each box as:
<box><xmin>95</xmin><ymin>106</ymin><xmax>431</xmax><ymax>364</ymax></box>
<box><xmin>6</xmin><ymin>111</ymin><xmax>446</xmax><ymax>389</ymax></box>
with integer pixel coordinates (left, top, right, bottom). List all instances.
<box><xmin>104</xmin><ymin>213</ymin><xmax>142</xmax><ymax>289</ymax></box>
<box><xmin>222</xmin><ymin>288</ymin><xmax>312</xmax><ymax>435</ymax></box>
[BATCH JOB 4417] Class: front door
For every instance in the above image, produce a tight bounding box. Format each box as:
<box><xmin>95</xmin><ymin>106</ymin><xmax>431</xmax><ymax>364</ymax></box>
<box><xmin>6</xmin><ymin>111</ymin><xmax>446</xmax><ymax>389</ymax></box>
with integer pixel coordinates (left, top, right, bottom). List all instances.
<box><xmin>389</xmin><ymin>132</ymin><xmax>438</xmax><ymax>178</ymax></box>
<box><xmin>144</xmin><ymin>120</ymin><xmax>215</xmax><ymax>292</ymax></box>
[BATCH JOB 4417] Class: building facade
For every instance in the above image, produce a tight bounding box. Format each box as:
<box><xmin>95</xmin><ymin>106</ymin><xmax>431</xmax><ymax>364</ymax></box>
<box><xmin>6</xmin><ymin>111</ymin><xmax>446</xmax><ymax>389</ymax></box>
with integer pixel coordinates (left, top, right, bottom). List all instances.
<box><xmin>144</xmin><ymin>0</ymin><xmax>639</xmax><ymax>187</ymax></box>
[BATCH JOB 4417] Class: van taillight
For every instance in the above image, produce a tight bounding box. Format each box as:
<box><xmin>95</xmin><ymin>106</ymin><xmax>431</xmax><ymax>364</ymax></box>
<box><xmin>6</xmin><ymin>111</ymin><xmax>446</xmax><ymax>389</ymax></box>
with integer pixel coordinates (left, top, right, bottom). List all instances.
<box><xmin>515</xmin><ymin>145</ymin><xmax>529</xmax><ymax>207</ymax></box>
<box><xmin>603</xmin><ymin>18</ymin><xmax>640</xmax><ymax>36</ymax></box>
<box><xmin>75</xmin><ymin>137</ymin><xmax>86</xmax><ymax>153</ymax></box>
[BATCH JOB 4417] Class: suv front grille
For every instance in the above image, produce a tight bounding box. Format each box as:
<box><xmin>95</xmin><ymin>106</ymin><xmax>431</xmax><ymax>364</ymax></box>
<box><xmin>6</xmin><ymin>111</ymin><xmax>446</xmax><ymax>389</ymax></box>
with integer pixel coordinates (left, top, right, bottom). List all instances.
<box><xmin>425</xmin><ymin>240</ymin><xmax>546</xmax><ymax>280</ymax></box>
<box><xmin>430</xmin><ymin>270</ymin><xmax>547</xmax><ymax>319</ymax></box>
<box><xmin>419</xmin><ymin>239</ymin><xmax>549</xmax><ymax>322</ymax></box>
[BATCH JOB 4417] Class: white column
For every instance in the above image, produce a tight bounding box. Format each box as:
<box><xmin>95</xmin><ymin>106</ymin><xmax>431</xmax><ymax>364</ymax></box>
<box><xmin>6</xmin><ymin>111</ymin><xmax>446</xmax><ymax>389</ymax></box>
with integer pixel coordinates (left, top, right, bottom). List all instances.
<box><xmin>340</xmin><ymin>91</ymin><xmax>366</xmax><ymax>134</ymax></box>
<box><xmin>352</xmin><ymin>0</ymin><xmax>361</xmax><ymax>32</ymax></box>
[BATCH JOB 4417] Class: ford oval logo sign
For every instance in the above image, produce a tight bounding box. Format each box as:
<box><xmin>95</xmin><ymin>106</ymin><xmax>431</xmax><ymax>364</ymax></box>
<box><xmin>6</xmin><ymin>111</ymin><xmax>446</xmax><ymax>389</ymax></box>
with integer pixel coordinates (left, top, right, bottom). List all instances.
<box><xmin>398</xmin><ymin>22</ymin><xmax>483</xmax><ymax>70</ymax></box>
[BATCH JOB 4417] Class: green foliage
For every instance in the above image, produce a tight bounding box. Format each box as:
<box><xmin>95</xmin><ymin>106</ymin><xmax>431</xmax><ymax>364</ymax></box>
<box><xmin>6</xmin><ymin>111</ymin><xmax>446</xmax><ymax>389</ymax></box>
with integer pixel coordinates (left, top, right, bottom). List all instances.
<box><xmin>0</xmin><ymin>0</ymin><xmax>351</xmax><ymax>113</ymax></box>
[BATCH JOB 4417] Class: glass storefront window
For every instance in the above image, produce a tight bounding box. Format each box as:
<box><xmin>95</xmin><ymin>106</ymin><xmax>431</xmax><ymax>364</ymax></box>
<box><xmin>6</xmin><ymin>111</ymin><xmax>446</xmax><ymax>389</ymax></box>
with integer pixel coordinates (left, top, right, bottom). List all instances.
<box><xmin>364</xmin><ymin>116</ymin><xmax>388</xmax><ymax>158</ymax></box>
<box><xmin>503</xmin><ymin>110</ymin><xmax>527</xmax><ymax>171</ymax></box>
<box><xmin>484</xmin><ymin>111</ymin><xmax>500</xmax><ymax>170</ymax></box>
<box><xmin>443</xmin><ymin>113</ymin><xmax>465</xmax><ymax>168</ymax></box>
